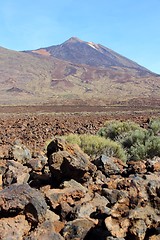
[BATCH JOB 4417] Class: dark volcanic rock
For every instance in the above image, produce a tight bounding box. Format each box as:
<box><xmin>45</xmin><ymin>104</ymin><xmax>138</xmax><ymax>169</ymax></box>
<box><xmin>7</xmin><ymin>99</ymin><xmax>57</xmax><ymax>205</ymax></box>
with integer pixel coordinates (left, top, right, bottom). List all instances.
<box><xmin>47</xmin><ymin>138</ymin><xmax>95</xmax><ymax>184</ymax></box>
<box><xmin>0</xmin><ymin>183</ymin><xmax>47</xmax><ymax>224</ymax></box>
<box><xmin>0</xmin><ymin>160</ymin><xmax>7</xmax><ymax>190</ymax></box>
<box><xmin>93</xmin><ymin>155</ymin><xmax>124</xmax><ymax>176</ymax></box>
<box><xmin>62</xmin><ymin>218</ymin><xmax>95</xmax><ymax>240</ymax></box>
<box><xmin>24</xmin><ymin>220</ymin><xmax>64</xmax><ymax>240</ymax></box>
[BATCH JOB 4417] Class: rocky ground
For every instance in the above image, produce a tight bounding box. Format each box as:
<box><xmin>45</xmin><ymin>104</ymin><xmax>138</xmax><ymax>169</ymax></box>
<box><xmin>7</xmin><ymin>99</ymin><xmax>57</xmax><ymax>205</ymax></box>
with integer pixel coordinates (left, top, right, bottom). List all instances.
<box><xmin>0</xmin><ymin>111</ymin><xmax>160</xmax><ymax>239</ymax></box>
<box><xmin>0</xmin><ymin>110</ymin><xmax>157</xmax><ymax>157</ymax></box>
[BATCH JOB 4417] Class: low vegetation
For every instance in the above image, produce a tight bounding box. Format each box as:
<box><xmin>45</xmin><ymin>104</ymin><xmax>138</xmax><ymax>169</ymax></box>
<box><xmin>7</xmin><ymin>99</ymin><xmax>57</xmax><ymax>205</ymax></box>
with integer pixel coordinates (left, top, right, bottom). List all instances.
<box><xmin>63</xmin><ymin>134</ymin><xmax>127</xmax><ymax>162</ymax></box>
<box><xmin>148</xmin><ymin>118</ymin><xmax>160</xmax><ymax>135</ymax></box>
<box><xmin>52</xmin><ymin>118</ymin><xmax>160</xmax><ymax>163</ymax></box>
<box><xmin>97</xmin><ymin>119</ymin><xmax>160</xmax><ymax>161</ymax></box>
<box><xmin>97</xmin><ymin>120</ymin><xmax>141</xmax><ymax>140</ymax></box>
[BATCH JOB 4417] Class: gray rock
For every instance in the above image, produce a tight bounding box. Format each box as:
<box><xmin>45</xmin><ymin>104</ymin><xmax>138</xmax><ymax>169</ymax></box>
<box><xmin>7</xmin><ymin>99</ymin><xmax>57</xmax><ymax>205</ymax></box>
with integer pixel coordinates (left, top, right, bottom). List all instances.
<box><xmin>0</xmin><ymin>183</ymin><xmax>47</xmax><ymax>224</ymax></box>
<box><xmin>129</xmin><ymin>205</ymin><xmax>160</xmax><ymax>238</ymax></box>
<box><xmin>27</xmin><ymin>154</ymin><xmax>47</xmax><ymax>172</ymax></box>
<box><xmin>94</xmin><ymin>155</ymin><xmax>121</xmax><ymax>176</ymax></box>
<box><xmin>8</xmin><ymin>141</ymin><xmax>31</xmax><ymax>164</ymax></box>
<box><xmin>147</xmin><ymin>180</ymin><xmax>160</xmax><ymax>214</ymax></box>
<box><xmin>2</xmin><ymin>160</ymin><xmax>30</xmax><ymax>187</ymax></box>
<box><xmin>24</xmin><ymin>220</ymin><xmax>64</xmax><ymax>240</ymax></box>
<box><xmin>48</xmin><ymin>150</ymin><xmax>91</xmax><ymax>183</ymax></box>
<box><xmin>47</xmin><ymin>138</ymin><xmax>96</xmax><ymax>184</ymax></box>
<box><xmin>73</xmin><ymin>192</ymin><xmax>110</xmax><ymax>220</ymax></box>
<box><xmin>62</xmin><ymin>218</ymin><xmax>95</xmax><ymax>240</ymax></box>
<box><xmin>102</xmin><ymin>188</ymin><xmax>128</xmax><ymax>205</ymax></box>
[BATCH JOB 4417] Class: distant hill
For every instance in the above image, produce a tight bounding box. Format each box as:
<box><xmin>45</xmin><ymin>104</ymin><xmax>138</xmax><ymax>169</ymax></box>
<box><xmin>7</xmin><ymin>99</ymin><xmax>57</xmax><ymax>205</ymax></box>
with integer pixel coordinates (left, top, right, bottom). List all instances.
<box><xmin>0</xmin><ymin>37</ymin><xmax>160</xmax><ymax>106</ymax></box>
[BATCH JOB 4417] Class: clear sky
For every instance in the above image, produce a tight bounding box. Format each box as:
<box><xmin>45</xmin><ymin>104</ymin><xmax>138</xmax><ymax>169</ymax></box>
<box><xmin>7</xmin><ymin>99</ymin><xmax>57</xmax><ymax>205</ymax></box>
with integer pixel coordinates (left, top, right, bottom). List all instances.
<box><xmin>0</xmin><ymin>0</ymin><xmax>160</xmax><ymax>74</ymax></box>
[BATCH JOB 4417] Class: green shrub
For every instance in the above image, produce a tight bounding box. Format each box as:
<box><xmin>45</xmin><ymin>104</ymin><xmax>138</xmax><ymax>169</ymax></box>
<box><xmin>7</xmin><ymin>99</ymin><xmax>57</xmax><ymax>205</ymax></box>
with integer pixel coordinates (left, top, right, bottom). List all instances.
<box><xmin>129</xmin><ymin>144</ymin><xmax>148</xmax><ymax>161</ymax></box>
<box><xmin>145</xmin><ymin>135</ymin><xmax>160</xmax><ymax>158</ymax></box>
<box><xmin>63</xmin><ymin>133</ymin><xmax>81</xmax><ymax>146</ymax></box>
<box><xmin>97</xmin><ymin>120</ymin><xmax>142</xmax><ymax>141</ymax></box>
<box><xmin>120</xmin><ymin>129</ymin><xmax>148</xmax><ymax>149</ymax></box>
<box><xmin>149</xmin><ymin>118</ymin><xmax>160</xmax><ymax>135</ymax></box>
<box><xmin>120</xmin><ymin>129</ymin><xmax>160</xmax><ymax>161</ymax></box>
<box><xmin>63</xmin><ymin>119</ymin><xmax>160</xmax><ymax>162</ymax></box>
<box><xmin>64</xmin><ymin>134</ymin><xmax>127</xmax><ymax>162</ymax></box>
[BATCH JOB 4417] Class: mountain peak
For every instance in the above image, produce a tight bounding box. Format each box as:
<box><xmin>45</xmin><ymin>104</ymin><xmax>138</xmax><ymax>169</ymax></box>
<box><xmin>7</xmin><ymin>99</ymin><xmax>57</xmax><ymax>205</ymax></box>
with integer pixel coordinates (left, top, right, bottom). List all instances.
<box><xmin>65</xmin><ymin>37</ymin><xmax>83</xmax><ymax>43</ymax></box>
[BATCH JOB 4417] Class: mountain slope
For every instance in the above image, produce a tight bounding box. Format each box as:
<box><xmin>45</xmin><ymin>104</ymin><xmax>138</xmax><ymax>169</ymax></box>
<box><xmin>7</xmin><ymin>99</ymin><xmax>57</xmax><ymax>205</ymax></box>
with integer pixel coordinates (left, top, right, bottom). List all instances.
<box><xmin>0</xmin><ymin>38</ymin><xmax>160</xmax><ymax>106</ymax></box>
<box><xmin>31</xmin><ymin>37</ymin><xmax>154</xmax><ymax>74</ymax></box>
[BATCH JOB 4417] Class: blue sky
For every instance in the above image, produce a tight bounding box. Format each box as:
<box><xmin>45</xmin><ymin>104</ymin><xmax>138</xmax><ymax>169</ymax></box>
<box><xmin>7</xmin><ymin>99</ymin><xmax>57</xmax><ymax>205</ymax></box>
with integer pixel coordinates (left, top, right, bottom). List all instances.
<box><xmin>0</xmin><ymin>0</ymin><xmax>160</xmax><ymax>74</ymax></box>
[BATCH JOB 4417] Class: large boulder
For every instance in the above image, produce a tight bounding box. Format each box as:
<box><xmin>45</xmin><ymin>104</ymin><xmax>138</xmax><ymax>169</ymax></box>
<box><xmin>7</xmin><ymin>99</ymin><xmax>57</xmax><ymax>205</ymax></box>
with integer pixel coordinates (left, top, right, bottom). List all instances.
<box><xmin>0</xmin><ymin>183</ymin><xmax>47</xmax><ymax>225</ymax></box>
<box><xmin>47</xmin><ymin>138</ymin><xmax>96</xmax><ymax>184</ymax></box>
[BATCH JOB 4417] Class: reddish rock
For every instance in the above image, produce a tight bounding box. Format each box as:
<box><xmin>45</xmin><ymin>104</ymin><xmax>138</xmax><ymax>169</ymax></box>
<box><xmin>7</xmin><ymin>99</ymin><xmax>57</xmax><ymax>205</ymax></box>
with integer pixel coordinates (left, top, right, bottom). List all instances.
<box><xmin>127</xmin><ymin>160</ymin><xmax>147</xmax><ymax>174</ymax></box>
<box><xmin>44</xmin><ymin>179</ymin><xmax>87</xmax><ymax>209</ymax></box>
<box><xmin>146</xmin><ymin>157</ymin><xmax>160</xmax><ymax>172</ymax></box>
<box><xmin>105</xmin><ymin>216</ymin><xmax>130</xmax><ymax>238</ymax></box>
<box><xmin>0</xmin><ymin>215</ymin><xmax>30</xmax><ymax>240</ymax></box>
<box><xmin>0</xmin><ymin>174</ymin><xmax>2</xmax><ymax>190</ymax></box>
<box><xmin>0</xmin><ymin>160</ymin><xmax>7</xmax><ymax>174</ymax></box>
<box><xmin>0</xmin><ymin>146</ymin><xmax>8</xmax><ymax>159</ymax></box>
<box><xmin>53</xmin><ymin>221</ymin><xmax>65</xmax><ymax>234</ymax></box>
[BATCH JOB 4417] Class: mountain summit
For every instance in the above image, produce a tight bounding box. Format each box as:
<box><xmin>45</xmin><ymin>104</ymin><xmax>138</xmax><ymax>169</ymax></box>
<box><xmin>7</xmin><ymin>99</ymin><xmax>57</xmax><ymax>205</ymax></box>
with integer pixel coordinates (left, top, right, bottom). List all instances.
<box><xmin>31</xmin><ymin>37</ymin><xmax>150</xmax><ymax>72</ymax></box>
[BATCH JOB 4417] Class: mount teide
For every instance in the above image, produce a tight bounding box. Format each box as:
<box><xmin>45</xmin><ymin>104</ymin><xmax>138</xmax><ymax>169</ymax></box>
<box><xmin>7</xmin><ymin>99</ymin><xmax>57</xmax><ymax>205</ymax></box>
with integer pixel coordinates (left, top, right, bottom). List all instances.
<box><xmin>0</xmin><ymin>37</ymin><xmax>160</xmax><ymax>106</ymax></box>
<box><xmin>32</xmin><ymin>37</ymin><xmax>151</xmax><ymax>72</ymax></box>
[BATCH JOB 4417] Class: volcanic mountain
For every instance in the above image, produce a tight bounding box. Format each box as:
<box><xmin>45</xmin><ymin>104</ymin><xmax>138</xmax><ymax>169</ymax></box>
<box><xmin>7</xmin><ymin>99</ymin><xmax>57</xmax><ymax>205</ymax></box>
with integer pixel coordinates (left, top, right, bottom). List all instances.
<box><xmin>0</xmin><ymin>37</ymin><xmax>160</xmax><ymax>106</ymax></box>
<box><xmin>32</xmin><ymin>37</ymin><xmax>150</xmax><ymax>71</ymax></box>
